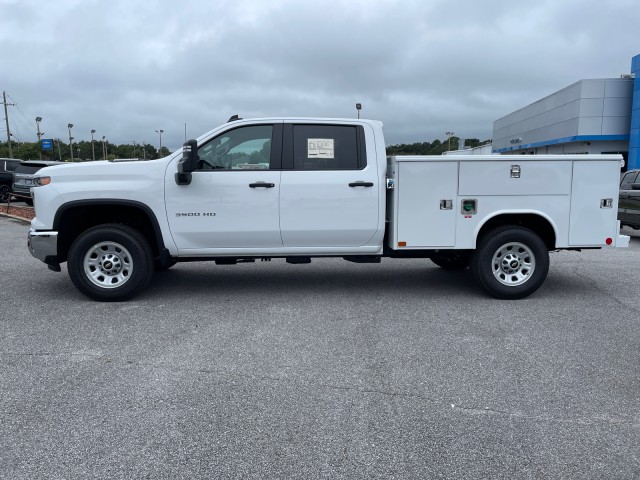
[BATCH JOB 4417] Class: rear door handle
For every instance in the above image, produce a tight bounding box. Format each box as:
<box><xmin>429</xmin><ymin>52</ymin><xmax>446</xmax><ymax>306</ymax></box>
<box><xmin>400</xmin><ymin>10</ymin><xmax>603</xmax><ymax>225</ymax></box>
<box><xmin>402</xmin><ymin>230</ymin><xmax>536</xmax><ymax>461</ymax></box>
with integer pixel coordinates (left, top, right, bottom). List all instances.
<box><xmin>249</xmin><ymin>182</ymin><xmax>275</xmax><ymax>188</ymax></box>
<box><xmin>349</xmin><ymin>182</ymin><xmax>374</xmax><ymax>187</ymax></box>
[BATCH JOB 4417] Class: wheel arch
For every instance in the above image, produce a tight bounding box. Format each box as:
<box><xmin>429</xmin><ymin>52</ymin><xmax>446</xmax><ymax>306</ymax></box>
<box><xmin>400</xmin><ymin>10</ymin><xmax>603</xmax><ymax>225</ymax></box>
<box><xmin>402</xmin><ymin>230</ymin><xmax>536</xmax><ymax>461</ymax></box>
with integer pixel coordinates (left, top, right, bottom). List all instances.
<box><xmin>53</xmin><ymin>200</ymin><xmax>166</xmax><ymax>263</ymax></box>
<box><xmin>474</xmin><ymin>212</ymin><xmax>558</xmax><ymax>250</ymax></box>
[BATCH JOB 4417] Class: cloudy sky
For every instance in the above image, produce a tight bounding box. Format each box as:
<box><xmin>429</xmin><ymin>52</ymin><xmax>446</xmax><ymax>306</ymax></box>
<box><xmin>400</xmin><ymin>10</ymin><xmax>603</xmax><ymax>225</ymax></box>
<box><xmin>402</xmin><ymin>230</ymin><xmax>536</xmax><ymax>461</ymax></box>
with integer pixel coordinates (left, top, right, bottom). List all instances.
<box><xmin>1</xmin><ymin>0</ymin><xmax>639</xmax><ymax>151</ymax></box>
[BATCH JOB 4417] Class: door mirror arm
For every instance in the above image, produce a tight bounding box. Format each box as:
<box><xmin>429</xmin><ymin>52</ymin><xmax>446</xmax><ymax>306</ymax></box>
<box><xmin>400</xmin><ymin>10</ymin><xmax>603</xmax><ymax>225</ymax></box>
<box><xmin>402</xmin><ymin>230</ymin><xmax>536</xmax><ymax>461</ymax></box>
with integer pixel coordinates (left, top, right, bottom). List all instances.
<box><xmin>175</xmin><ymin>139</ymin><xmax>199</xmax><ymax>185</ymax></box>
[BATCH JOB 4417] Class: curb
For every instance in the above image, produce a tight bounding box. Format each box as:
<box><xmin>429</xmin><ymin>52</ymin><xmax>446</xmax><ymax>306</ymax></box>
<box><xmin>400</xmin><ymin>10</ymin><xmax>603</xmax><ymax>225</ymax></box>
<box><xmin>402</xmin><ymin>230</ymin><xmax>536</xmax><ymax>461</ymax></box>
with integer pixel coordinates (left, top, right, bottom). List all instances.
<box><xmin>0</xmin><ymin>212</ymin><xmax>31</xmax><ymax>224</ymax></box>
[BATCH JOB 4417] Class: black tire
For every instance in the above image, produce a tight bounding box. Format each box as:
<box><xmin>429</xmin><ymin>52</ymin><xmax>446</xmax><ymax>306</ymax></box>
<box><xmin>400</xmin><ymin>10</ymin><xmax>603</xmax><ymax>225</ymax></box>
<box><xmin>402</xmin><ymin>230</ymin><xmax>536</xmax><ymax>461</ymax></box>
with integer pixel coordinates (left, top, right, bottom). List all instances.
<box><xmin>0</xmin><ymin>184</ymin><xmax>10</xmax><ymax>203</ymax></box>
<box><xmin>67</xmin><ymin>224</ymin><xmax>154</xmax><ymax>301</ymax></box>
<box><xmin>430</xmin><ymin>252</ymin><xmax>470</xmax><ymax>270</ymax></box>
<box><xmin>470</xmin><ymin>226</ymin><xmax>549</xmax><ymax>300</ymax></box>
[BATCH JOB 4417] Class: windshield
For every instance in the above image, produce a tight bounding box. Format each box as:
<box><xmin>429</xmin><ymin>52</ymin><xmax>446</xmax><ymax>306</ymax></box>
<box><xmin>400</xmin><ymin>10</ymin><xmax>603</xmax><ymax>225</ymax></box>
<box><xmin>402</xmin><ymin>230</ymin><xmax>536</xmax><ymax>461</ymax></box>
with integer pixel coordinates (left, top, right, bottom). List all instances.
<box><xmin>15</xmin><ymin>165</ymin><xmax>42</xmax><ymax>174</ymax></box>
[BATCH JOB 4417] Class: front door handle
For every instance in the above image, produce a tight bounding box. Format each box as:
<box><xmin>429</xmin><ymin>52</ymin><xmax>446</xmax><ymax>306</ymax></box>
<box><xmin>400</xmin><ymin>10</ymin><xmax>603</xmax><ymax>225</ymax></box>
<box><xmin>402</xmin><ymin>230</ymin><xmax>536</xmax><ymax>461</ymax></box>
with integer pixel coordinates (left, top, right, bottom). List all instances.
<box><xmin>249</xmin><ymin>182</ymin><xmax>275</xmax><ymax>188</ymax></box>
<box><xmin>349</xmin><ymin>181</ymin><xmax>374</xmax><ymax>187</ymax></box>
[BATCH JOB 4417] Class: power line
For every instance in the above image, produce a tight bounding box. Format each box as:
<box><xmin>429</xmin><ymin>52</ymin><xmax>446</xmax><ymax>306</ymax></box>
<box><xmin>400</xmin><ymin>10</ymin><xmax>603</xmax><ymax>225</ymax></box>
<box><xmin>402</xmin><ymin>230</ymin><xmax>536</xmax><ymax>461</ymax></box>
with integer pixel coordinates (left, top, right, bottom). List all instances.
<box><xmin>8</xmin><ymin>93</ymin><xmax>38</xmax><ymax>141</ymax></box>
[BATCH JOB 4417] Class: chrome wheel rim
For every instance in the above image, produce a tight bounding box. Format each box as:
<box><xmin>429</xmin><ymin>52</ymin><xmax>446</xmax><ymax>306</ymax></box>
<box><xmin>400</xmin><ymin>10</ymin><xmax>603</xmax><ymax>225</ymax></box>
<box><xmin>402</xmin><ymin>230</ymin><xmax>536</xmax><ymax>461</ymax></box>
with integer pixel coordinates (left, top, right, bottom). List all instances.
<box><xmin>491</xmin><ymin>242</ymin><xmax>535</xmax><ymax>286</ymax></box>
<box><xmin>83</xmin><ymin>241</ymin><xmax>133</xmax><ymax>289</ymax></box>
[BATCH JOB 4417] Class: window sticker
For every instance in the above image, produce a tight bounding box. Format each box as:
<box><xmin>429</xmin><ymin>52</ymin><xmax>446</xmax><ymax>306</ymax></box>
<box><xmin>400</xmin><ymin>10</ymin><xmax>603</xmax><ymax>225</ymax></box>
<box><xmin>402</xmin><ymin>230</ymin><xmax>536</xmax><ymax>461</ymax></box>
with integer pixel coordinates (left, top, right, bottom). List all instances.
<box><xmin>308</xmin><ymin>138</ymin><xmax>335</xmax><ymax>159</ymax></box>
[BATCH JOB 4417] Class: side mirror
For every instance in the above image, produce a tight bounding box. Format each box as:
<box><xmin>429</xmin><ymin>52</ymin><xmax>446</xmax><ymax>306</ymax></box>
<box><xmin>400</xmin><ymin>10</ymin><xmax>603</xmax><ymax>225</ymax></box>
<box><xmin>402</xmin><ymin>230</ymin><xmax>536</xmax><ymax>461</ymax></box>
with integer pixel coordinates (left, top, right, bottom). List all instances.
<box><xmin>175</xmin><ymin>139</ymin><xmax>198</xmax><ymax>185</ymax></box>
<box><xmin>631</xmin><ymin>183</ymin><xmax>640</xmax><ymax>191</ymax></box>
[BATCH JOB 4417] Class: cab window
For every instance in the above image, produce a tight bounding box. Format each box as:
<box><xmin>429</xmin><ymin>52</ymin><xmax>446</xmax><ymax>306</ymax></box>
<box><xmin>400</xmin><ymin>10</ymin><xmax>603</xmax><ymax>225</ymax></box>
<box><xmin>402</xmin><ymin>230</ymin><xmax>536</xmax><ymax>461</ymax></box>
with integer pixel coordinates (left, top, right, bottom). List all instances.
<box><xmin>620</xmin><ymin>171</ymin><xmax>639</xmax><ymax>190</ymax></box>
<box><xmin>197</xmin><ymin>125</ymin><xmax>273</xmax><ymax>171</ymax></box>
<box><xmin>291</xmin><ymin>125</ymin><xmax>364</xmax><ymax>170</ymax></box>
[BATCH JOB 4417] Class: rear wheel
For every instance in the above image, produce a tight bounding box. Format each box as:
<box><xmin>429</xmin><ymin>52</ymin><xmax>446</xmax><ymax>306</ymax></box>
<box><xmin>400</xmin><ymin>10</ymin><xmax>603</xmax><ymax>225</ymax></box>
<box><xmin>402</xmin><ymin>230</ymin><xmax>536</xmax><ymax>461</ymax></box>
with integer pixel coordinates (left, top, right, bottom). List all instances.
<box><xmin>471</xmin><ymin>226</ymin><xmax>549</xmax><ymax>299</ymax></box>
<box><xmin>67</xmin><ymin>224</ymin><xmax>154</xmax><ymax>301</ymax></box>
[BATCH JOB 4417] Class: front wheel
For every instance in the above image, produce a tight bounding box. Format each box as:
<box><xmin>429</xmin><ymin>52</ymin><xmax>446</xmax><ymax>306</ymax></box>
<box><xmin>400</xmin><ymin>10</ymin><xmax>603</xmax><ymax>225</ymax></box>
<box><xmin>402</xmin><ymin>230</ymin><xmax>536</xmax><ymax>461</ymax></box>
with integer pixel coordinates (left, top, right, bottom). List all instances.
<box><xmin>67</xmin><ymin>224</ymin><xmax>154</xmax><ymax>301</ymax></box>
<box><xmin>470</xmin><ymin>226</ymin><xmax>549</xmax><ymax>299</ymax></box>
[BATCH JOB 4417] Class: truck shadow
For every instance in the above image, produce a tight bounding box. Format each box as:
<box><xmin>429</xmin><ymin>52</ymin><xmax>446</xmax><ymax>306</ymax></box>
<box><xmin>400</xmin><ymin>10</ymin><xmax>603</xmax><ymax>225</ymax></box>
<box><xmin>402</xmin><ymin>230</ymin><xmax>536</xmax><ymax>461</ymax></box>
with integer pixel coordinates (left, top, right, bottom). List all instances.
<box><xmin>147</xmin><ymin>261</ymin><xmax>481</xmax><ymax>300</ymax></box>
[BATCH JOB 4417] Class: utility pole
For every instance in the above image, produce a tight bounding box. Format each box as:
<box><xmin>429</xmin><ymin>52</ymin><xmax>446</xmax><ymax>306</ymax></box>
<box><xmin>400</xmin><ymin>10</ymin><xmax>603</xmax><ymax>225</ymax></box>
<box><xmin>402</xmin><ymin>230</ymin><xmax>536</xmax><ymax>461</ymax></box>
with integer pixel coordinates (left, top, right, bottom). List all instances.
<box><xmin>156</xmin><ymin>129</ymin><xmax>163</xmax><ymax>158</ymax></box>
<box><xmin>102</xmin><ymin>136</ymin><xmax>107</xmax><ymax>160</ymax></box>
<box><xmin>36</xmin><ymin>117</ymin><xmax>43</xmax><ymax>159</ymax></box>
<box><xmin>446</xmin><ymin>131</ymin><xmax>455</xmax><ymax>151</ymax></box>
<box><xmin>3</xmin><ymin>91</ymin><xmax>14</xmax><ymax>158</ymax></box>
<box><xmin>68</xmin><ymin>124</ymin><xmax>74</xmax><ymax>162</ymax></box>
<box><xmin>91</xmin><ymin>129</ymin><xmax>96</xmax><ymax>161</ymax></box>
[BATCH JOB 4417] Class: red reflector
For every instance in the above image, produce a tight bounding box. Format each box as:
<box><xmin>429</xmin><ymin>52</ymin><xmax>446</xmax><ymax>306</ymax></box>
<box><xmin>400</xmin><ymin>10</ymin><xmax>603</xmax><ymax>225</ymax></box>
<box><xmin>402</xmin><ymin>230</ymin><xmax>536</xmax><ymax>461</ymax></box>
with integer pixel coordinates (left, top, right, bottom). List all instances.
<box><xmin>398</xmin><ymin>241</ymin><xmax>407</xmax><ymax>247</ymax></box>
<box><xmin>606</xmin><ymin>237</ymin><xmax>613</xmax><ymax>246</ymax></box>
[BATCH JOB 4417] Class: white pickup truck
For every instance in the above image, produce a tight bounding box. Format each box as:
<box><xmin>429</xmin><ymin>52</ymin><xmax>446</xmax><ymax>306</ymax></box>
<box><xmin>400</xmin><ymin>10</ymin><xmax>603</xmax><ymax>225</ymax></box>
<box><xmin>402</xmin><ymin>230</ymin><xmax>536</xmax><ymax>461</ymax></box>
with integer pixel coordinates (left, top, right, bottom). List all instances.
<box><xmin>27</xmin><ymin>117</ymin><xmax>629</xmax><ymax>301</ymax></box>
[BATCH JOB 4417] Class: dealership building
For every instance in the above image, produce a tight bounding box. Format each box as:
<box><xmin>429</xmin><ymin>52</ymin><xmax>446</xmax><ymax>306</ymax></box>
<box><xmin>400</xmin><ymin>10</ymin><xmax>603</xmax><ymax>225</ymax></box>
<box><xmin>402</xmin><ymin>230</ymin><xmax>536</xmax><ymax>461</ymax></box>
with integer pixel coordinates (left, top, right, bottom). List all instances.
<box><xmin>492</xmin><ymin>54</ymin><xmax>640</xmax><ymax>171</ymax></box>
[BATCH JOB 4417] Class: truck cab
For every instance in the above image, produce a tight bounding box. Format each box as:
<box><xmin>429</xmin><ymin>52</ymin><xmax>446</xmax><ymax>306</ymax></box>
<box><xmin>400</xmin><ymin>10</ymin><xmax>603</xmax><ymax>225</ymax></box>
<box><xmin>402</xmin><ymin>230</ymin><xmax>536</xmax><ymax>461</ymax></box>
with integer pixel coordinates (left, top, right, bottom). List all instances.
<box><xmin>165</xmin><ymin>118</ymin><xmax>386</xmax><ymax>255</ymax></box>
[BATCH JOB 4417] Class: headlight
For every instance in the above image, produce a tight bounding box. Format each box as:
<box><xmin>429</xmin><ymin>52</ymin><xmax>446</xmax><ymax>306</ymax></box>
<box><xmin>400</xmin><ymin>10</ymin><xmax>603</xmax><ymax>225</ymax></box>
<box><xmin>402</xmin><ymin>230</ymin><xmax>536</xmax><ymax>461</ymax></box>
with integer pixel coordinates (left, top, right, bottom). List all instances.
<box><xmin>33</xmin><ymin>176</ymin><xmax>52</xmax><ymax>186</ymax></box>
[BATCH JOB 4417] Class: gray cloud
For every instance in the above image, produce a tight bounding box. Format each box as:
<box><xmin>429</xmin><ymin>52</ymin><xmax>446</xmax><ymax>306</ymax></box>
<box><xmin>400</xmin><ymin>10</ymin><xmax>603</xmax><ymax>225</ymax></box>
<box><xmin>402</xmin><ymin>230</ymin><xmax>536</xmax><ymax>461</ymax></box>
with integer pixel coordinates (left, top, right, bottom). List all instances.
<box><xmin>1</xmin><ymin>0</ymin><xmax>639</xmax><ymax>151</ymax></box>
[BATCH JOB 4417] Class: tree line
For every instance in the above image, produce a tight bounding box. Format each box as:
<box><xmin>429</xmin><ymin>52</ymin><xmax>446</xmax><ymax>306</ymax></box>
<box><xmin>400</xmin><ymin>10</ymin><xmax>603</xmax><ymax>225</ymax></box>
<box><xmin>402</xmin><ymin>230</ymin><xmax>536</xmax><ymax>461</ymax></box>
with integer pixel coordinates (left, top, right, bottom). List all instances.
<box><xmin>386</xmin><ymin>137</ymin><xmax>491</xmax><ymax>156</ymax></box>
<box><xmin>0</xmin><ymin>140</ymin><xmax>172</xmax><ymax>162</ymax></box>
<box><xmin>2</xmin><ymin>136</ymin><xmax>492</xmax><ymax>161</ymax></box>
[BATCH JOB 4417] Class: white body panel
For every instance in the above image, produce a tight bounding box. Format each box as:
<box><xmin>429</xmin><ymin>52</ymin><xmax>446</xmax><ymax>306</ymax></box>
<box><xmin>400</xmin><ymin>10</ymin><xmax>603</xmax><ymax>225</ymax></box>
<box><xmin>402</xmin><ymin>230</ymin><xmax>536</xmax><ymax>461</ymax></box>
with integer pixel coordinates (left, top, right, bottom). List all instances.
<box><xmin>396</xmin><ymin>162</ymin><xmax>458</xmax><ymax>247</ymax></box>
<box><xmin>388</xmin><ymin>154</ymin><xmax>625</xmax><ymax>250</ymax></box>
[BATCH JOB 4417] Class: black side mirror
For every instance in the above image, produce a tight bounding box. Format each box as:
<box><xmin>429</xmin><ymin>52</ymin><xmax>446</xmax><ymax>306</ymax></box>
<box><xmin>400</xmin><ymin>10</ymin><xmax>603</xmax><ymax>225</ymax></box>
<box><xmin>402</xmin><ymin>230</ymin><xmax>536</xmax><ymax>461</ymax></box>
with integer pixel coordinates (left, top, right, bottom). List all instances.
<box><xmin>631</xmin><ymin>183</ymin><xmax>640</xmax><ymax>191</ymax></box>
<box><xmin>175</xmin><ymin>139</ymin><xmax>198</xmax><ymax>185</ymax></box>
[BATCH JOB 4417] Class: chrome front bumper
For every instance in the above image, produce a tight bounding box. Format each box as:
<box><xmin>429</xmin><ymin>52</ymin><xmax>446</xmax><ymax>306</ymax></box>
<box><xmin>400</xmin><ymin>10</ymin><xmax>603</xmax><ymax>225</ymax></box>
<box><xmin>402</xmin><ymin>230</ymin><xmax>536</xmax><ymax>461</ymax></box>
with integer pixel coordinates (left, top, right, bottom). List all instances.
<box><xmin>28</xmin><ymin>228</ymin><xmax>59</xmax><ymax>263</ymax></box>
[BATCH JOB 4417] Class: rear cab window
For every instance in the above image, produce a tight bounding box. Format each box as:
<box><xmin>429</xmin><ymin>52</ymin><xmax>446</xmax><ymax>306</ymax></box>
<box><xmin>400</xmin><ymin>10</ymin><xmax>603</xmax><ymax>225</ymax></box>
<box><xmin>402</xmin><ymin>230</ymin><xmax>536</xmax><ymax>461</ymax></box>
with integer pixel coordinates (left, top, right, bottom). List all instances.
<box><xmin>284</xmin><ymin>124</ymin><xmax>366</xmax><ymax>171</ymax></box>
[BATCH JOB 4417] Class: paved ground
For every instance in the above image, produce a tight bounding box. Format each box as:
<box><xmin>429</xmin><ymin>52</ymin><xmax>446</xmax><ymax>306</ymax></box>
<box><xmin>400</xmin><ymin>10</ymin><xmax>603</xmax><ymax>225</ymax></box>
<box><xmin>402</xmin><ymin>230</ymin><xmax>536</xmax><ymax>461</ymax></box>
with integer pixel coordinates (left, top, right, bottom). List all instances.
<box><xmin>1</xmin><ymin>216</ymin><xmax>639</xmax><ymax>479</ymax></box>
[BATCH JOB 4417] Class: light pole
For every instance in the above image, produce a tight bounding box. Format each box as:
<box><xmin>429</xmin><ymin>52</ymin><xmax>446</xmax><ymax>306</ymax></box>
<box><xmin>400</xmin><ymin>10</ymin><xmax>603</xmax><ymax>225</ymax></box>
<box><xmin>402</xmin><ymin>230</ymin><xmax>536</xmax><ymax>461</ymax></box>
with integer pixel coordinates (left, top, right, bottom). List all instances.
<box><xmin>36</xmin><ymin>117</ymin><xmax>43</xmax><ymax>159</ymax></box>
<box><xmin>155</xmin><ymin>129</ymin><xmax>163</xmax><ymax>158</ymax></box>
<box><xmin>91</xmin><ymin>129</ymin><xmax>96</xmax><ymax>161</ymax></box>
<box><xmin>102</xmin><ymin>135</ymin><xmax>107</xmax><ymax>160</ymax></box>
<box><xmin>356</xmin><ymin>103</ymin><xmax>362</xmax><ymax>119</ymax></box>
<box><xmin>68</xmin><ymin>123</ymin><xmax>74</xmax><ymax>161</ymax></box>
<box><xmin>446</xmin><ymin>131</ymin><xmax>455</xmax><ymax>151</ymax></box>
<box><xmin>77</xmin><ymin>145</ymin><xmax>80</xmax><ymax>161</ymax></box>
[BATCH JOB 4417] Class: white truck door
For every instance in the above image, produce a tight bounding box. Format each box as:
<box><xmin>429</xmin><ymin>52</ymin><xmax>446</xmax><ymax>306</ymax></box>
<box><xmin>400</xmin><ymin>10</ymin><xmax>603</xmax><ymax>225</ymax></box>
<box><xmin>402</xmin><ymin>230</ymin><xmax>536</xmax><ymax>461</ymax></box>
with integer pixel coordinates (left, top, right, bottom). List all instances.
<box><xmin>279</xmin><ymin>123</ymin><xmax>379</xmax><ymax>247</ymax></box>
<box><xmin>165</xmin><ymin>123</ymin><xmax>283</xmax><ymax>251</ymax></box>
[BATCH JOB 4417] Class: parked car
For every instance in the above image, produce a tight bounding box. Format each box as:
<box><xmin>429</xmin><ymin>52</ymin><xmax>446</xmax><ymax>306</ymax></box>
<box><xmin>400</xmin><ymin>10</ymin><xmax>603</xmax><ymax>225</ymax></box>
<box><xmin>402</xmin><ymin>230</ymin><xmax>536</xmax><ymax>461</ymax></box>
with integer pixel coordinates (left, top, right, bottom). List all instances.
<box><xmin>0</xmin><ymin>158</ymin><xmax>22</xmax><ymax>203</ymax></box>
<box><xmin>619</xmin><ymin>169</ymin><xmax>640</xmax><ymax>229</ymax></box>
<box><xmin>12</xmin><ymin>160</ymin><xmax>65</xmax><ymax>205</ymax></box>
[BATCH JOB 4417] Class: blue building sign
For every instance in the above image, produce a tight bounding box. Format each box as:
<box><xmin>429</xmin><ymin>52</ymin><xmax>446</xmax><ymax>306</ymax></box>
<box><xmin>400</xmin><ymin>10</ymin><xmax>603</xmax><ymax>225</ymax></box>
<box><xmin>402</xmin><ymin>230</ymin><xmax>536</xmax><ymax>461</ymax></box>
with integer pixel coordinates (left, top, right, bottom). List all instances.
<box><xmin>41</xmin><ymin>139</ymin><xmax>54</xmax><ymax>151</ymax></box>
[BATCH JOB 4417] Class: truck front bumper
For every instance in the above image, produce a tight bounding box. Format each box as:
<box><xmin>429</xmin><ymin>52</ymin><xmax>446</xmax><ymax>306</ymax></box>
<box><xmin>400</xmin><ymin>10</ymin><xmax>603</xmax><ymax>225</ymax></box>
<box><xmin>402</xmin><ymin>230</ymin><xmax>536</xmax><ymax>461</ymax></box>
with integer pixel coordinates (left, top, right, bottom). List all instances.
<box><xmin>28</xmin><ymin>228</ymin><xmax>59</xmax><ymax>265</ymax></box>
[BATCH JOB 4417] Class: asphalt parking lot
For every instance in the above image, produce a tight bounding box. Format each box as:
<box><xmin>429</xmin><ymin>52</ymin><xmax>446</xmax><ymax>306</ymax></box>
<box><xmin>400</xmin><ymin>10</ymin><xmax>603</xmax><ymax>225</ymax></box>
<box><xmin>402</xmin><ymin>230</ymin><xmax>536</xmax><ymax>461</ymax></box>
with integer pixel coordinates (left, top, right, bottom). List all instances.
<box><xmin>1</xmin><ymin>215</ymin><xmax>639</xmax><ymax>479</ymax></box>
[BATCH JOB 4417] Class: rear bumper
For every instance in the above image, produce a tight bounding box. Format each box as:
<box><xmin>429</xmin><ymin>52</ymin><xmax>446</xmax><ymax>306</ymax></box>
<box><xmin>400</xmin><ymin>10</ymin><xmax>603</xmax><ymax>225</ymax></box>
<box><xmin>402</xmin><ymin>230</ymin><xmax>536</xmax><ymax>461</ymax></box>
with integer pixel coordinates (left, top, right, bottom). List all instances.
<box><xmin>616</xmin><ymin>234</ymin><xmax>630</xmax><ymax>248</ymax></box>
<box><xmin>615</xmin><ymin>221</ymin><xmax>630</xmax><ymax>248</ymax></box>
<box><xmin>28</xmin><ymin>228</ymin><xmax>59</xmax><ymax>264</ymax></box>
